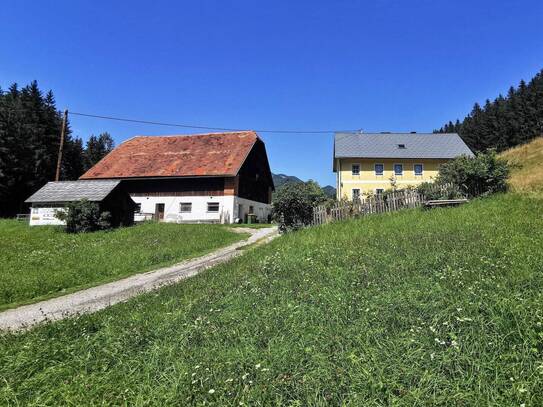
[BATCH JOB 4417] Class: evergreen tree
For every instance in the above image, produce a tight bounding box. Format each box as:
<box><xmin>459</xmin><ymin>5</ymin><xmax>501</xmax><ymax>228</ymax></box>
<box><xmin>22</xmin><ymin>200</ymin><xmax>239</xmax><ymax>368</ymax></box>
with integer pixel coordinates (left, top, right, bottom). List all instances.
<box><xmin>84</xmin><ymin>132</ymin><xmax>114</xmax><ymax>170</ymax></box>
<box><xmin>0</xmin><ymin>81</ymin><xmax>86</xmax><ymax>217</ymax></box>
<box><xmin>435</xmin><ymin>69</ymin><xmax>543</xmax><ymax>152</ymax></box>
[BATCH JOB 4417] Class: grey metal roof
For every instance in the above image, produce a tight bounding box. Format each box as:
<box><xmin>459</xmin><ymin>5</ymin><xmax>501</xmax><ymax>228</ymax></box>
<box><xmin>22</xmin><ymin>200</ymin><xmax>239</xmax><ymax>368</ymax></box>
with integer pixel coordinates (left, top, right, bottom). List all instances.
<box><xmin>25</xmin><ymin>180</ymin><xmax>122</xmax><ymax>203</ymax></box>
<box><xmin>334</xmin><ymin>132</ymin><xmax>474</xmax><ymax>160</ymax></box>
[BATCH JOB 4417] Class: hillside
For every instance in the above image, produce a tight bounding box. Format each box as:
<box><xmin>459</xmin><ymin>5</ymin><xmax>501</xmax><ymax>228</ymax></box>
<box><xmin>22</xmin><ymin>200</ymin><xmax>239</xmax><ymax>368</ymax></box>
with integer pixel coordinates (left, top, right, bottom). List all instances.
<box><xmin>500</xmin><ymin>136</ymin><xmax>543</xmax><ymax>193</ymax></box>
<box><xmin>2</xmin><ymin>194</ymin><xmax>542</xmax><ymax>405</ymax></box>
<box><xmin>272</xmin><ymin>172</ymin><xmax>336</xmax><ymax>197</ymax></box>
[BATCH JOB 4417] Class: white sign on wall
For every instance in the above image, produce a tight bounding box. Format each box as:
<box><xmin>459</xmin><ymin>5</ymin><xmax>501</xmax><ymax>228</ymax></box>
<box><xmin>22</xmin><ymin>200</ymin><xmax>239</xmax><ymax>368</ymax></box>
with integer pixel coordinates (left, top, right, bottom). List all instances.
<box><xmin>29</xmin><ymin>207</ymin><xmax>66</xmax><ymax>226</ymax></box>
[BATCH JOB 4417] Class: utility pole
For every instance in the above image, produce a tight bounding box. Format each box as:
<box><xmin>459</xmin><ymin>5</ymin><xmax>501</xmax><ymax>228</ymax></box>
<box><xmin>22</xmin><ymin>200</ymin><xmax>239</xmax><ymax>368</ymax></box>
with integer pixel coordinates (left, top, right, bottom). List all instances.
<box><xmin>55</xmin><ymin>109</ymin><xmax>68</xmax><ymax>181</ymax></box>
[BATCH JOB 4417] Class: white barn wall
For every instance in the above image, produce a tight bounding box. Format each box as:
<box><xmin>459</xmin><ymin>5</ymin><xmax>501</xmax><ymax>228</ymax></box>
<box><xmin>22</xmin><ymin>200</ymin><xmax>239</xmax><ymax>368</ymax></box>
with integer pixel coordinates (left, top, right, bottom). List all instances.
<box><xmin>132</xmin><ymin>194</ymin><xmax>271</xmax><ymax>224</ymax></box>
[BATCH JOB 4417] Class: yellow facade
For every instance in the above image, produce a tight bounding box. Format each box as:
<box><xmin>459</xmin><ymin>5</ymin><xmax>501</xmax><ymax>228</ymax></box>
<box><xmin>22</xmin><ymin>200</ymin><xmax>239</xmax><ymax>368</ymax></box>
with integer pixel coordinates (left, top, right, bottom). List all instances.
<box><xmin>335</xmin><ymin>158</ymin><xmax>449</xmax><ymax>200</ymax></box>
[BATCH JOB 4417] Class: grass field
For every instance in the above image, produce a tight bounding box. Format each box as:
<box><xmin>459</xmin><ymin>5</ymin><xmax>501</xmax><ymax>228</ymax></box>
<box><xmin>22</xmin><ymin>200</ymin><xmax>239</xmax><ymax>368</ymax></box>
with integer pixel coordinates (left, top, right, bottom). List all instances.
<box><xmin>0</xmin><ymin>221</ymin><xmax>246</xmax><ymax>310</ymax></box>
<box><xmin>500</xmin><ymin>136</ymin><xmax>543</xmax><ymax>193</ymax></box>
<box><xmin>1</xmin><ymin>194</ymin><xmax>542</xmax><ymax>405</ymax></box>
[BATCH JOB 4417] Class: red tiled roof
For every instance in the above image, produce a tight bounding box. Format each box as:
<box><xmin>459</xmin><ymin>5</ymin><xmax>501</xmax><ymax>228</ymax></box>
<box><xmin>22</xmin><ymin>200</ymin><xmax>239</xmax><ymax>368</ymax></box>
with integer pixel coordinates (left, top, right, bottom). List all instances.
<box><xmin>80</xmin><ymin>131</ymin><xmax>259</xmax><ymax>179</ymax></box>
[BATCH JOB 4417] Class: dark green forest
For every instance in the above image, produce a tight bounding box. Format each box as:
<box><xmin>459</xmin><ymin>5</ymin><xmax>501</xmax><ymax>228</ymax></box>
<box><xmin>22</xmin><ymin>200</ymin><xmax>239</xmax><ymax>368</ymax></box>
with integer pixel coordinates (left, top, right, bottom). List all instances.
<box><xmin>435</xmin><ymin>69</ymin><xmax>543</xmax><ymax>152</ymax></box>
<box><xmin>0</xmin><ymin>81</ymin><xmax>113</xmax><ymax>217</ymax></box>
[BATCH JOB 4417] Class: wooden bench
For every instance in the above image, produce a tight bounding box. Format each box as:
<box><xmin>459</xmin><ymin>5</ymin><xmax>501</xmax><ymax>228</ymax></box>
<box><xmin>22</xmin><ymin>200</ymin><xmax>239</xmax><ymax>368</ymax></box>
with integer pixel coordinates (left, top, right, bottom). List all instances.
<box><xmin>424</xmin><ymin>199</ymin><xmax>468</xmax><ymax>208</ymax></box>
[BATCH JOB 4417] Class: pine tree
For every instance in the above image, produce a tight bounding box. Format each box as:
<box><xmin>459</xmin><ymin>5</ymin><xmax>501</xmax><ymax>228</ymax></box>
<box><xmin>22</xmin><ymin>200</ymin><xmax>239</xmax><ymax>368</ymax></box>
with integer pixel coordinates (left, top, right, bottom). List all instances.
<box><xmin>84</xmin><ymin>132</ymin><xmax>114</xmax><ymax>170</ymax></box>
<box><xmin>436</xmin><ymin>69</ymin><xmax>543</xmax><ymax>152</ymax></box>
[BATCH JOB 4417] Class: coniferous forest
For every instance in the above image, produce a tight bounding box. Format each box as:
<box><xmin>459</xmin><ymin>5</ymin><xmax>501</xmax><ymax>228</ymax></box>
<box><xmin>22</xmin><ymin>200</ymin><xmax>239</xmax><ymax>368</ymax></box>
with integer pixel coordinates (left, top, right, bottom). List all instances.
<box><xmin>0</xmin><ymin>81</ymin><xmax>113</xmax><ymax>217</ymax></box>
<box><xmin>435</xmin><ymin>69</ymin><xmax>543</xmax><ymax>152</ymax></box>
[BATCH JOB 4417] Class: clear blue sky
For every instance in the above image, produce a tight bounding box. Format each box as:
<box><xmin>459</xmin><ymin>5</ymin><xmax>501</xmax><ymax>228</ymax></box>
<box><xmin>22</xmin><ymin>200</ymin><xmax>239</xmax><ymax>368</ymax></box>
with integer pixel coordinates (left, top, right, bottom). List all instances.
<box><xmin>1</xmin><ymin>1</ymin><xmax>542</xmax><ymax>186</ymax></box>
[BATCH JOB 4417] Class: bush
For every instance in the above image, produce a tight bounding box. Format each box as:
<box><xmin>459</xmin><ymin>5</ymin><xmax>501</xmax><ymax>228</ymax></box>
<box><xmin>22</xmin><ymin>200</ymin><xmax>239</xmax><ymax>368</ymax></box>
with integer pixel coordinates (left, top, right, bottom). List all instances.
<box><xmin>55</xmin><ymin>199</ymin><xmax>111</xmax><ymax>233</ymax></box>
<box><xmin>438</xmin><ymin>151</ymin><xmax>509</xmax><ymax>197</ymax></box>
<box><xmin>272</xmin><ymin>181</ymin><xmax>328</xmax><ymax>232</ymax></box>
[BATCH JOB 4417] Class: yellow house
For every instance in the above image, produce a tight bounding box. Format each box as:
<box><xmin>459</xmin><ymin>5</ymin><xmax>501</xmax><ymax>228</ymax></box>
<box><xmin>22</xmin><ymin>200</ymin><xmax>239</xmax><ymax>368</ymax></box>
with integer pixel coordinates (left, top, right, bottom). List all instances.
<box><xmin>333</xmin><ymin>132</ymin><xmax>473</xmax><ymax>200</ymax></box>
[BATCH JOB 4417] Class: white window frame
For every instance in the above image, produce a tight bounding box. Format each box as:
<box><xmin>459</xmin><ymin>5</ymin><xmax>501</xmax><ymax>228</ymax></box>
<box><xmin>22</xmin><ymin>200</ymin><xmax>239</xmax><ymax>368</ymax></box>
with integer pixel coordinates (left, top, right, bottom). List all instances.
<box><xmin>179</xmin><ymin>202</ymin><xmax>192</xmax><ymax>213</ymax></box>
<box><xmin>351</xmin><ymin>163</ymin><xmax>361</xmax><ymax>176</ymax></box>
<box><xmin>207</xmin><ymin>202</ymin><xmax>220</xmax><ymax>213</ymax></box>
<box><xmin>414</xmin><ymin>163</ymin><xmax>424</xmax><ymax>176</ymax></box>
<box><xmin>393</xmin><ymin>163</ymin><xmax>404</xmax><ymax>176</ymax></box>
<box><xmin>374</xmin><ymin>163</ymin><xmax>384</xmax><ymax>176</ymax></box>
<box><xmin>352</xmin><ymin>188</ymin><xmax>361</xmax><ymax>200</ymax></box>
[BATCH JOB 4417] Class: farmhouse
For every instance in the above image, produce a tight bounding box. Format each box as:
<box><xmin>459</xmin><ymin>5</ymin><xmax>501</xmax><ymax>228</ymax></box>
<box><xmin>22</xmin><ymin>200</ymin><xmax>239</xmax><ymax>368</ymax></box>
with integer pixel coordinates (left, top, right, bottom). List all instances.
<box><xmin>334</xmin><ymin>132</ymin><xmax>473</xmax><ymax>199</ymax></box>
<box><xmin>80</xmin><ymin>131</ymin><xmax>274</xmax><ymax>224</ymax></box>
<box><xmin>25</xmin><ymin>180</ymin><xmax>136</xmax><ymax>226</ymax></box>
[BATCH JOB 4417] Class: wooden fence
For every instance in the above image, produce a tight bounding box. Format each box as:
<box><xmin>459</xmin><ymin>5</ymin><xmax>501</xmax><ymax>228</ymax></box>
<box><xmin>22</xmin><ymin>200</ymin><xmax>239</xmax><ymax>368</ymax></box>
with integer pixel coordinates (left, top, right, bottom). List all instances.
<box><xmin>312</xmin><ymin>183</ymin><xmax>460</xmax><ymax>226</ymax></box>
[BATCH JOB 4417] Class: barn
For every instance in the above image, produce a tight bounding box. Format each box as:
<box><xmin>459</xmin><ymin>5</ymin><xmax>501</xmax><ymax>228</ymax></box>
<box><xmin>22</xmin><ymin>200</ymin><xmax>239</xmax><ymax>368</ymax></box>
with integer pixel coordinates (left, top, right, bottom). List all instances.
<box><xmin>79</xmin><ymin>131</ymin><xmax>274</xmax><ymax>224</ymax></box>
<box><xmin>25</xmin><ymin>180</ymin><xmax>136</xmax><ymax>226</ymax></box>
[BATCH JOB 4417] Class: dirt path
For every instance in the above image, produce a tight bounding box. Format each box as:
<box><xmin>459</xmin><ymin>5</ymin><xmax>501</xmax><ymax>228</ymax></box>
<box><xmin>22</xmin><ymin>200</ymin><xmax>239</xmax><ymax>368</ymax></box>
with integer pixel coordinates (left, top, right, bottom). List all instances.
<box><xmin>0</xmin><ymin>226</ymin><xmax>278</xmax><ymax>332</ymax></box>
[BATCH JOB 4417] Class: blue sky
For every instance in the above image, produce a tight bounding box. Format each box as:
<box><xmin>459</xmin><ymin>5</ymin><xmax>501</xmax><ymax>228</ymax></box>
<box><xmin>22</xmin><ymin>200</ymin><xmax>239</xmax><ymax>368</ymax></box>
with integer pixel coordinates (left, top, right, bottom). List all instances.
<box><xmin>1</xmin><ymin>1</ymin><xmax>542</xmax><ymax>186</ymax></box>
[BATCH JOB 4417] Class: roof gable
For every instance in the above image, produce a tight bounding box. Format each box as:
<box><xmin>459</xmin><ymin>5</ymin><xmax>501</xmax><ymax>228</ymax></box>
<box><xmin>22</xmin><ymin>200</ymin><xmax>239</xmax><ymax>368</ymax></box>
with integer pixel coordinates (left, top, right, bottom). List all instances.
<box><xmin>334</xmin><ymin>132</ymin><xmax>474</xmax><ymax>162</ymax></box>
<box><xmin>80</xmin><ymin>131</ymin><xmax>259</xmax><ymax>179</ymax></box>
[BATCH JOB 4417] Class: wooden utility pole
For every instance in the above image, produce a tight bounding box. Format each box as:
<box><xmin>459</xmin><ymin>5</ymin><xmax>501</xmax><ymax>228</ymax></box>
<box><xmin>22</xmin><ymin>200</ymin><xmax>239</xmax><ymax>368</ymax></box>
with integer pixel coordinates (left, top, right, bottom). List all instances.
<box><xmin>55</xmin><ymin>109</ymin><xmax>68</xmax><ymax>181</ymax></box>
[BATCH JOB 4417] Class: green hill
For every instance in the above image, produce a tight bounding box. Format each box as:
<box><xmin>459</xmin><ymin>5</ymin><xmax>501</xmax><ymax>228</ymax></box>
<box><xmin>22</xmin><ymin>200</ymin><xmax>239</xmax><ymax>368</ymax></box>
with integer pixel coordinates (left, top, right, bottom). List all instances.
<box><xmin>500</xmin><ymin>136</ymin><xmax>543</xmax><ymax>193</ymax></box>
<box><xmin>1</xmin><ymin>193</ymin><xmax>542</xmax><ymax>405</ymax></box>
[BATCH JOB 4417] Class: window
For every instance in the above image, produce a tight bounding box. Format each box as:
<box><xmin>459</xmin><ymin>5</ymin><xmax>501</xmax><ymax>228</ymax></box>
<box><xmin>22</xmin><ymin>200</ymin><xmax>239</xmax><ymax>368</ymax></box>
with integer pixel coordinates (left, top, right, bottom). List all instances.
<box><xmin>374</xmin><ymin>163</ymin><xmax>384</xmax><ymax>176</ymax></box>
<box><xmin>375</xmin><ymin>188</ymin><xmax>384</xmax><ymax>195</ymax></box>
<box><xmin>351</xmin><ymin>164</ymin><xmax>360</xmax><ymax>176</ymax></box>
<box><xmin>394</xmin><ymin>163</ymin><xmax>403</xmax><ymax>176</ymax></box>
<box><xmin>180</xmin><ymin>202</ymin><xmax>192</xmax><ymax>213</ymax></box>
<box><xmin>352</xmin><ymin>189</ymin><xmax>360</xmax><ymax>201</ymax></box>
<box><xmin>134</xmin><ymin>203</ymin><xmax>141</xmax><ymax>213</ymax></box>
<box><xmin>398</xmin><ymin>144</ymin><xmax>406</xmax><ymax>149</ymax></box>
<box><xmin>414</xmin><ymin>164</ymin><xmax>423</xmax><ymax>176</ymax></box>
<box><xmin>207</xmin><ymin>202</ymin><xmax>220</xmax><ymax>212</ymax></box>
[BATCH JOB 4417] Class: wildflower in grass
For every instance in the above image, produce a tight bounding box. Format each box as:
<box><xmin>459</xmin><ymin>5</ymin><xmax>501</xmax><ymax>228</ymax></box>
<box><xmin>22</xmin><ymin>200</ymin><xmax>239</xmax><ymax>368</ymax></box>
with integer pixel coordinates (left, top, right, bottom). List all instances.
<box><xmin>255</xmin><ymin>363</ymin><xmax>261</xmax><ymax>369</ymax></box>
<box><xmin>208</xmin><ymin>389</ymin><xmax>215</xmax><ymax>394</ymax></box>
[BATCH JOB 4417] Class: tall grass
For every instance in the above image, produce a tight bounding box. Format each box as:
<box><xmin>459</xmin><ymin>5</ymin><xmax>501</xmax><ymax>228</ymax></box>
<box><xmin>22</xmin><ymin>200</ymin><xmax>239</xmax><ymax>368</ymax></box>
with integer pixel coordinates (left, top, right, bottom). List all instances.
<box><xmin>500</xmin><ymin>136</ymin><xmax>543</xmax><ymax>193</ymax></box>
<box><xmin>1</xmin><ymin>194</ymin><xmax>542</xmax><ymax>405</ymax></box>
<box><xmin>0</xmin><ymin>221</ymin><xmax>246</xmax><ymax>309</ymax></box>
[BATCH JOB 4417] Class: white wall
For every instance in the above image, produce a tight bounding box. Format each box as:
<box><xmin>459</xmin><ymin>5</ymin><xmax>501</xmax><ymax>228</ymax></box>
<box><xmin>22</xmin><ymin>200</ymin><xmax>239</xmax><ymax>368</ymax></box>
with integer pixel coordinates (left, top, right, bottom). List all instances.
<box><xmin>29</xmin><ymin>206</ymin><xmax>66</xmax><ymax>226</ymax></box>
<box><xmin>234</xmin><ymin>196</ymin><xmax>272</xmax><ymax>223</ymax></box>
<box><xmin>131</xmin><ymin>194</ymin><xmax>271</xmax><ymax>224</ymax></box>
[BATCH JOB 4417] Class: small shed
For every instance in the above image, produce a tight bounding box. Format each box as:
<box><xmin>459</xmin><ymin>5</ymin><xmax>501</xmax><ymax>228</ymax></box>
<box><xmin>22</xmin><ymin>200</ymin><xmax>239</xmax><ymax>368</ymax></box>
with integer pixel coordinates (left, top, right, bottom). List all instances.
<box><xmin>25</xmin><ymin>180</ymin><xmax>136</xmax><ymax>227</ymax></box>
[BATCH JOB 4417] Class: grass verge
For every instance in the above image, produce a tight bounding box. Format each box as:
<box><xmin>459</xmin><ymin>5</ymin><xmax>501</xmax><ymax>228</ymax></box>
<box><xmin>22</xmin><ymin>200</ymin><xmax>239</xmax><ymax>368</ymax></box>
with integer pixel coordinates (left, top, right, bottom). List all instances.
<box><xmin>0</xmin><ymin>194</ymin><xmax>542</xmax><ymax>405</ymax></box>
<box><xmin>0</xmin><ymin>221</ymin><xmax>247</xmax><ymax>310</ymax></box>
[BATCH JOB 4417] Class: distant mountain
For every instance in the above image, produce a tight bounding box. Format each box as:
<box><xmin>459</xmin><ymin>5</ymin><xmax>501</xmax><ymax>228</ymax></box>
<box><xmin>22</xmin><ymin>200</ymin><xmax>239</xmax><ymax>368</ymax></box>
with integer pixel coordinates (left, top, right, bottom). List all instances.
<box><xmin>322</xmin><ymin>185</ymin><xmax>337</xmax><ymax>198</ymax></box>
<box><xmin>272</xmin><ymin>173</ymin><xmax>336</xmax><ymax>198</ymax></box>
<box><xmin>272</xmin><ymin>173</ymin><xmax>303</xmax><ymax>188</ymax></box>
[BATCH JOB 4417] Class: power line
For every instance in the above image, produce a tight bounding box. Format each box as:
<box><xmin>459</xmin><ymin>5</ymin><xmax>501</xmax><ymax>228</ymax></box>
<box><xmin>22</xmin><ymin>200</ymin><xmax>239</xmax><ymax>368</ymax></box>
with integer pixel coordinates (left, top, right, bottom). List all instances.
<box><xmin>69</xmin><ymin>111</ymin><xmax>355</xmax><ymax>134</ymax></box>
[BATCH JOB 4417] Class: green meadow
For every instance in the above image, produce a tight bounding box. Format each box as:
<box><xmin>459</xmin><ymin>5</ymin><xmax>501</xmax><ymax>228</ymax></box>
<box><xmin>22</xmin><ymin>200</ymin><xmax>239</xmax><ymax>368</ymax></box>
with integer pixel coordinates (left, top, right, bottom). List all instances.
<box><xmin>0</xmin><ymin>221</ymin><xmax>246</xmax><ymax>310</ymax></box>
<box><xmin>1</xmin><ymin>194</ymin><xmax>542</xmax><ymax>405</ymax></box>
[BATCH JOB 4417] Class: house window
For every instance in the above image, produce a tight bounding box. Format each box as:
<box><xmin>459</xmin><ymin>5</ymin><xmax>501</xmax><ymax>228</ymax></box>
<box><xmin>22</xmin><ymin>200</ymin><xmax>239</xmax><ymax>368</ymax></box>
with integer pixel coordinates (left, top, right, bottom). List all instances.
<box><xmin>351</xmin><ymin>164</ymin><xmax>360</xmax><ymax>176</ymax></box>
<box><xmin>352</xmin><ymin>189</ymin><xmax>360</xmax><ymax>201</ymax></box>
<box><xmin>180</xmin><ymin>202</ymin><xmax>192</xmax><ymax>213</ymax></box>
<box><xmin>394</xmin><ymin>164</ymin><xmax>403</xmax><ymax>176</ymax></box>
<box><xmin>374</xmin><ymin>163</ymin><xmax>384</xmax><ymax>176</ymax></box>
<box><xmin>414</xmin><ymin>164</ymin><xmax>423</xmax><ymax>176</ymax></box>
<box><xmin>207</xmin><ymin>202</ymin><xmax>220</xmax><ymax>213</ymax></box>
<box><xmin>398</xmin><ymin>144</ymin><xmax>406</xmax><ymax>149</ymax></box>
<box><xmin>375</xmin><ymin>188</ymin><xmax>384</xmax><ymax>195</ymax></box>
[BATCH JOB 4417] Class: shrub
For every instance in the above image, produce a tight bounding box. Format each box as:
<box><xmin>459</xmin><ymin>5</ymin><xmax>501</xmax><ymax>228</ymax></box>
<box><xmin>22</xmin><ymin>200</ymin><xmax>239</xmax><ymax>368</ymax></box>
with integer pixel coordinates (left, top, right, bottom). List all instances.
<box><xmin>55</xmin><ymin>199</ymin><xmax>111</xmax><ymax>233</ymax></box>
<box><xmin>272</xmin><ymin>181</ymin><xmax>328</xmax><ymax>232</ymax></box>
<box><xmin>438</xmin><ymin>151</ymin><xmax>509</xmax><ymax>197</ymax></box>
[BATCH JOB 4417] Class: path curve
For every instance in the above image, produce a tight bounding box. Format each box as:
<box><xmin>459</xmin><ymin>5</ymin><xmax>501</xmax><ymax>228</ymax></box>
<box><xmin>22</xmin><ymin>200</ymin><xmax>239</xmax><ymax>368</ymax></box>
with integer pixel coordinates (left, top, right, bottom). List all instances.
<box><xmin>0</xmin><ymin>226</ymin><xmax>278</xmax><ymax>332</ymax></box>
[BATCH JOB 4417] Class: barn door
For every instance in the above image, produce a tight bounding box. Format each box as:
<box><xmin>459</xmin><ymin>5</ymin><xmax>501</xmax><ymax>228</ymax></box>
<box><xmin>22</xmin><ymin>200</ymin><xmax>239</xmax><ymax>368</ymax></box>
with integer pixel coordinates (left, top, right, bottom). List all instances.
<box><xmin>155</xmin><ymin>203</ymin><xmax>165</xmax><ymax>221</ymax></box>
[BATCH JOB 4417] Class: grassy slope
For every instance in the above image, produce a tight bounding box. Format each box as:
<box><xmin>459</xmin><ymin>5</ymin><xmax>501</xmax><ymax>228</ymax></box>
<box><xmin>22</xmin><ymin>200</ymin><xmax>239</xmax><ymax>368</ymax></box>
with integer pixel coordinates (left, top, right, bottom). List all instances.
<box><xmin>1</xmin><ymin>194</ymin><xmax>542</xmax><ymax>405</ymax></box>
<box><xmin>0</xmin><ymin>221</ymin><xmax>246</xmax><ymax>309</ymax></box>
<box><xmin>500</xmin><ymin>136</ymin><xmax>543</xmax><ymax>193</ymax></box>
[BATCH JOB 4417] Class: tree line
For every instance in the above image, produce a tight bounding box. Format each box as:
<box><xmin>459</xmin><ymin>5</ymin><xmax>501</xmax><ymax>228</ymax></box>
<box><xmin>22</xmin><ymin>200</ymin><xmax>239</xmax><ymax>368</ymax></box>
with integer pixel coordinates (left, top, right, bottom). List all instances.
<box><xmin>435</xmin><ymin>69</ymin><xmax>543</xmax><ymax>152</ymax></box>
<box><xmin>0</xmin><ymin>81</ymin><xmax>114</xmax><ymax>217</ymax></box>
